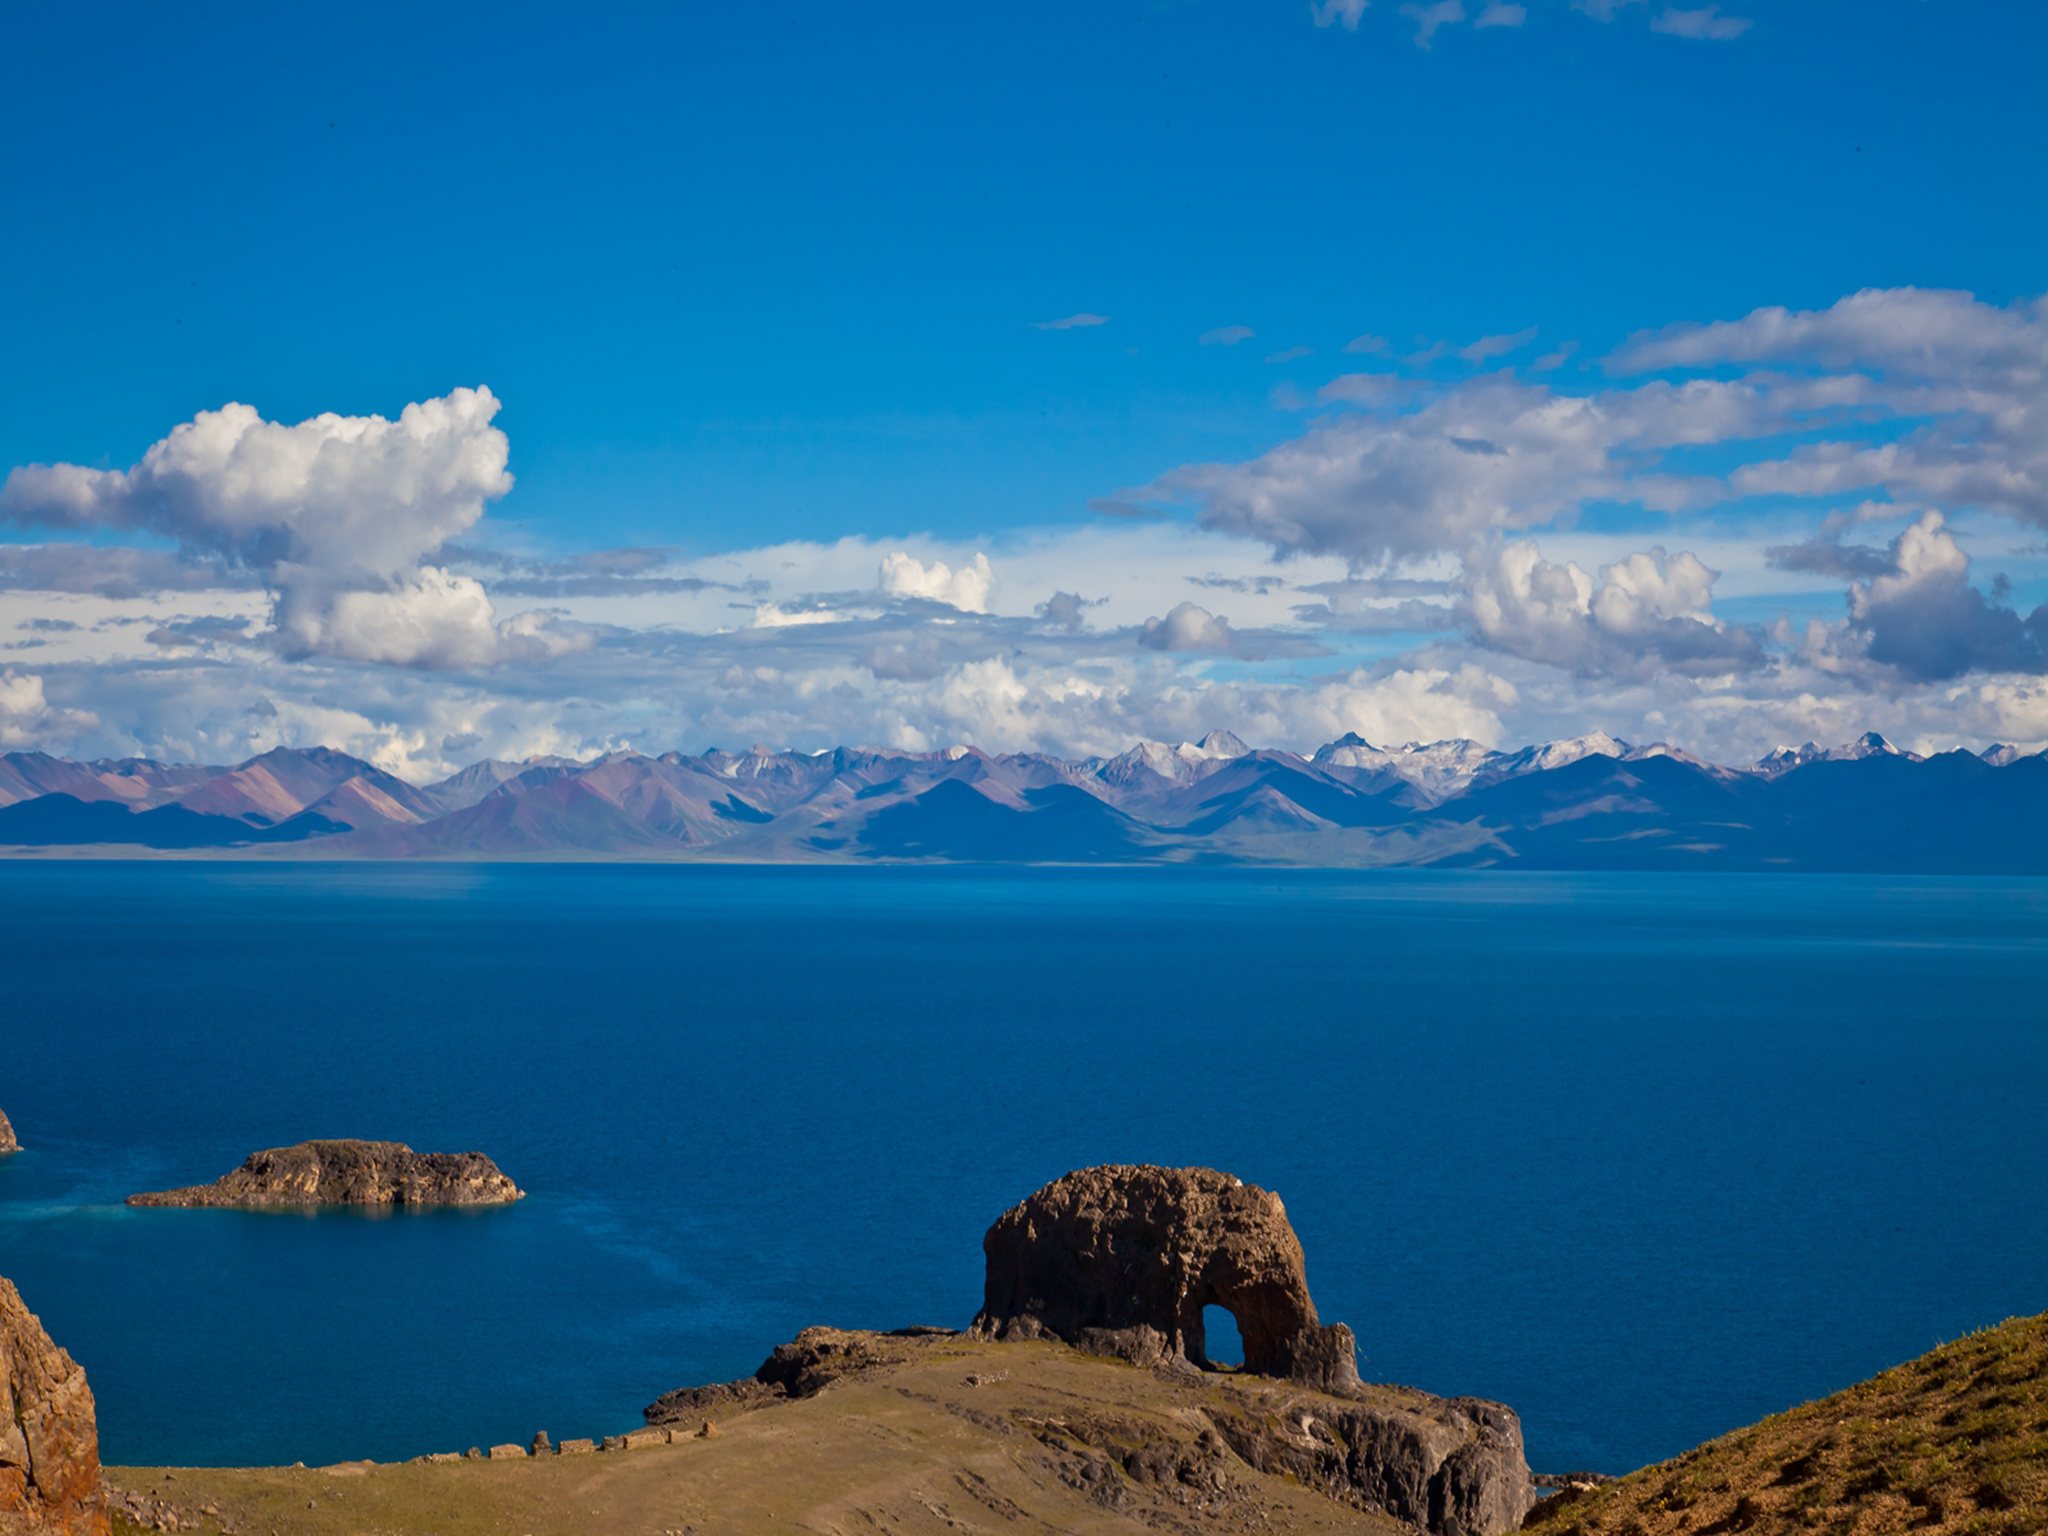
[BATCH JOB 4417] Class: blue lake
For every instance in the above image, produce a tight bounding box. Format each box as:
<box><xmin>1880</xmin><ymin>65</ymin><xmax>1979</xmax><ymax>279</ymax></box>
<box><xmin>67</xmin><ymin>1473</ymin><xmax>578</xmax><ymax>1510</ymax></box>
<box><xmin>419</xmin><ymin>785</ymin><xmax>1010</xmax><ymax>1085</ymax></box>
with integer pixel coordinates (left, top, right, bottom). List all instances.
<box><xmin>0</xmin><ymin>863</ymin><xmax>2042</xmax><ymax>1474</ymax></box>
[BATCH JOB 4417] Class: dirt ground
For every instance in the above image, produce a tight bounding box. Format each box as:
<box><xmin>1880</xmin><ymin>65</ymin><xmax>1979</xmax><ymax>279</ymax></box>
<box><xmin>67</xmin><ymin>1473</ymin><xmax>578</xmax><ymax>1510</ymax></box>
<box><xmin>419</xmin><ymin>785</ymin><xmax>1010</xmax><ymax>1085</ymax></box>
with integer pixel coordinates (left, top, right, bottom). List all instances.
<box><xmin>107</xmin><ymin>1337</ymin><xmax>1410</xmax><ymax>1536</ymax></box>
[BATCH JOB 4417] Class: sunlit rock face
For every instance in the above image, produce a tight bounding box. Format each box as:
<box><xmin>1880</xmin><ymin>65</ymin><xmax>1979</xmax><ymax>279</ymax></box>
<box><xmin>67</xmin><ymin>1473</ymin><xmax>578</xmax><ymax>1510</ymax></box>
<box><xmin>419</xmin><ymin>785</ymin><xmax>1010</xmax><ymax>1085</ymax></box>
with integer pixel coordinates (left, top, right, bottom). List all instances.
<box><xmin>0</xmin><ymin>1275</ymin><xmax>109</xmax><ymax>1536</ymax></box>
<box><xmin>970</xmin><ymin>1163</ymin><xmax>1360</xmax><ymax>1388</ymax></box>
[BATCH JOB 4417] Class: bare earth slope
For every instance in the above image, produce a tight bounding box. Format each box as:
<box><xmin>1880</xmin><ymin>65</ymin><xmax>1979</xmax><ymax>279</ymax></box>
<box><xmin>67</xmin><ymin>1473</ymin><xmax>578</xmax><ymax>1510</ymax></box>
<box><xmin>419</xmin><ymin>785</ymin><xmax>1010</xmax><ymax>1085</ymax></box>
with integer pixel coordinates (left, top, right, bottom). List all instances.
<box><xmin>106</xmin><ymin>1336</ymin><xmax>1413</xmax><ymax>1536</ymax></box>
<box><xmin>1526</xmin><ymin>1312</ymin><xmax>2046</xmax><ymax>1536</ymax></box>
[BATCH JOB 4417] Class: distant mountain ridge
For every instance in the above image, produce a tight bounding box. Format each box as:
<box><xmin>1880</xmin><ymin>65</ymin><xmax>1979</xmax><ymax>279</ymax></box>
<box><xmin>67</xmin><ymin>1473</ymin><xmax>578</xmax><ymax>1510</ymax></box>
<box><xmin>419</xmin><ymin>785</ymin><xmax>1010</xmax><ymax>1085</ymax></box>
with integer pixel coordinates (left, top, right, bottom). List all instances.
<box><xmin>0</xmin><ymin>731</ymin><xmax>2042</xmax><ymax>871</ymax></box>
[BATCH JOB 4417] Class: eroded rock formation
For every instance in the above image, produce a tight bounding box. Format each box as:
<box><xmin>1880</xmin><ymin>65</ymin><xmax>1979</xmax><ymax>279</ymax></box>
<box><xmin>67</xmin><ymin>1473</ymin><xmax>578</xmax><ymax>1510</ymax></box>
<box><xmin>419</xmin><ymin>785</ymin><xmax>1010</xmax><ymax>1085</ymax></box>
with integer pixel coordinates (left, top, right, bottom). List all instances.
<box><xmin>126</xmin><ymin>1139</ymin><xmax>524</xmax><ymax>1208</ymax></box>
<box><xmin>0</xmin><ymin>1110</ymin><xmax>17</xmax><ymax>1155</ymax></box>
<box><xmin>966</xmin><ymin>1164</ymin><xmax>1536</xmax><ymax>1535</ymax></box>
<box><xmin>1</xmin><ymin>1275</ymin><xmax>109</xmax><ymax>1536</ymax></box>
<box><xmin>968</xmin><ymin>1163</ymin><xmax>1362</xmax><ymax>1390</ymax></box>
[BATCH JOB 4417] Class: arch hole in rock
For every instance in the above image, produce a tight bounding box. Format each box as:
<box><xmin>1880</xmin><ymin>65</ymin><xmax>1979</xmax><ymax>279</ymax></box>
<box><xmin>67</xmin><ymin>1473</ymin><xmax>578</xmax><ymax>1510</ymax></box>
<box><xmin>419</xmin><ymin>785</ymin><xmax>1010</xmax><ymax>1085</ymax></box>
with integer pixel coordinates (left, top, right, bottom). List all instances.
<box><xmin>1202</xmin><ymin>1305</ymin><xmax>1243</xmax><ymax>1371</ymax></box>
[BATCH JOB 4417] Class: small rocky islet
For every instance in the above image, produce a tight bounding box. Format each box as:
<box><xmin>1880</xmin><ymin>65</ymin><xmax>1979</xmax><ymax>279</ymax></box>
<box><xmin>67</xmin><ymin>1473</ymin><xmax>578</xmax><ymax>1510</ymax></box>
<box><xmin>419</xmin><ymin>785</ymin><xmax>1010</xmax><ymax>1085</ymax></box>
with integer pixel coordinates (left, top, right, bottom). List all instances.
<box><xmin>124</xmin><ymin>1139</ymin><xmax>524</xmax><ymax>1209</ymax></box>
<box><xmin>0</xmin><ymin>1108</ymin><xmax>18</xmax><ymax>1155</ymax></box>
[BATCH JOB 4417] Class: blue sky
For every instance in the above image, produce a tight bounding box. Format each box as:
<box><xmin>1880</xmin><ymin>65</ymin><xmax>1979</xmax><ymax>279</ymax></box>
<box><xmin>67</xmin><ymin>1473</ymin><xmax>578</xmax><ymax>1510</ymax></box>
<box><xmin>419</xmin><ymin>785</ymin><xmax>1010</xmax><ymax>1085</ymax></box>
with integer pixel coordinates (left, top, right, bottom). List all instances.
<box><xmin>1</xmin><ymin>1</ymin><xmax>2044</xmax><ymax>774</ymax></box>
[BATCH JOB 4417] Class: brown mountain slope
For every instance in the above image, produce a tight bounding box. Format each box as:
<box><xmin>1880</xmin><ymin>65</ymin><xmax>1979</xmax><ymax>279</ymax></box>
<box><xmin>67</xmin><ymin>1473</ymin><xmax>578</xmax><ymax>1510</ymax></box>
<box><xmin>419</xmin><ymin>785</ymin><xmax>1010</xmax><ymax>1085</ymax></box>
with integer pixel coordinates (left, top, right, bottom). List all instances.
<box><xmin>1526</xmin><ymin>1312</ymin><xmax>2046</xmax><ymax>1536</ymax></box>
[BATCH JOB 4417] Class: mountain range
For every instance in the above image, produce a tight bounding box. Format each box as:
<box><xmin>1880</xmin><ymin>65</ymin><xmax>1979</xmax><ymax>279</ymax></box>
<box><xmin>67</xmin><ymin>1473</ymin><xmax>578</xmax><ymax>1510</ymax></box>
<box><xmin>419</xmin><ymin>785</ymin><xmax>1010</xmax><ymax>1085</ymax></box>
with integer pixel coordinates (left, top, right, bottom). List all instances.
<box><xmin>0</xmin><ymin>731</ymin><xmax>2042</xmax><ymax>871</ymax></box>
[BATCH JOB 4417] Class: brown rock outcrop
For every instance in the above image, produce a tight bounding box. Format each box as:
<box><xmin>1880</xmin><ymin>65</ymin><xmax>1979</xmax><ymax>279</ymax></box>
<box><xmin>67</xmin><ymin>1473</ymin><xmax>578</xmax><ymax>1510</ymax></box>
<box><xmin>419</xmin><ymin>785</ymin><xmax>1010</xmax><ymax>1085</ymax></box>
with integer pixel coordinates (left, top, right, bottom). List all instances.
<box><xmin>968</xmin><ymin>1163</ymin><xmax>1362</xmax><ymax>1390</ymax></box>
<box><xmin>0</xmin><ymin>1110</ymin><xmax>17</xmax><ymax>1155</ymax></box>
<box><xmin>125</xmin><ymin>1139</ymin><xmax>524</xmax><ymax>1207</ymax></box>
<box><xmin>1</xmin><ymin>1275</ymin><xmax>109</xmax><ymax>1536</ymax></box>
<box><xmin>966</xmin><ymin>1164</ymin><xmax>1536</xmax><ymax>1536</ymax></box>
<box><xmin>1207</xmin><ymin>1387</ymin><xmax>1538</xmax><ymax>1536</ymax></box>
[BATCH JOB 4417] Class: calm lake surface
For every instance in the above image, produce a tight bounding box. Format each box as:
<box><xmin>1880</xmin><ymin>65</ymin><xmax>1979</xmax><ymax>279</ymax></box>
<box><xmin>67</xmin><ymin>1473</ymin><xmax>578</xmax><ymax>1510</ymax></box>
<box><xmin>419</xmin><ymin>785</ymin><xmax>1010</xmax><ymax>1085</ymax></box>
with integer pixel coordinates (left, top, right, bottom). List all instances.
<box><xmin>1</xmin><ymin>863</ymin><xmax>2042</xmax><ymax>1473</ymax></box>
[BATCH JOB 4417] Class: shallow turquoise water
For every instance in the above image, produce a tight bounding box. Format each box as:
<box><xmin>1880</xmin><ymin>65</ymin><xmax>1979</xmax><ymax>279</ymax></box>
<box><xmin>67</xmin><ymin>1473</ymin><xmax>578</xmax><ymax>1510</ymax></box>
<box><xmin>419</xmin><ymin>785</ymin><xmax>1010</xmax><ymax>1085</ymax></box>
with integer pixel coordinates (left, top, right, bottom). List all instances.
<box><xmin>0</xmin><ymin>864</ymin><xmax>2041</xmax><ymax>1473</ymax></box>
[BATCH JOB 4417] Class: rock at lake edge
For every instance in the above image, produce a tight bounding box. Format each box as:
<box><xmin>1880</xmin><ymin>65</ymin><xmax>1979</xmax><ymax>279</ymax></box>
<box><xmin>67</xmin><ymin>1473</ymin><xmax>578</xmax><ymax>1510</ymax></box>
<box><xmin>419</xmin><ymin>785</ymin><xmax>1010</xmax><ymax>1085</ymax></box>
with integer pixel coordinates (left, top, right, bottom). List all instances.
<box><xmin>969</xmin><ymin>1163</ymin><xmax>1361</xmax><ymax>1388</ymax></box>
<box><xmin>1</xmin><ymin>1274</ymin><xmax>109</xmax><ymax>1536</ymax></box>
<box><xmin>0</xmin><ymin>1109</ymin><xmax>17</xmax><ymax>1155</ymax></box>
<box><xmin>125</xmin><ymin>1139</ymin><xmax>524</xmax><ymax>1208</ymax></box>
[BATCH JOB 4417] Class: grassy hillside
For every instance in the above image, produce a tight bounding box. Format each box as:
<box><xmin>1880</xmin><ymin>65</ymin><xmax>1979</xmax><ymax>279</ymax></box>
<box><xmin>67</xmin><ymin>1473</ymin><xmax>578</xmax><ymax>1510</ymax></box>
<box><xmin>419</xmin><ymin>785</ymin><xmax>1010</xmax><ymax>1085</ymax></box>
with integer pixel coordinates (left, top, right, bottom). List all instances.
<box><xmin>1527</xmin><ymin>1313</ymin><xmax>2046</xmax><ymax>1536</ymax></box>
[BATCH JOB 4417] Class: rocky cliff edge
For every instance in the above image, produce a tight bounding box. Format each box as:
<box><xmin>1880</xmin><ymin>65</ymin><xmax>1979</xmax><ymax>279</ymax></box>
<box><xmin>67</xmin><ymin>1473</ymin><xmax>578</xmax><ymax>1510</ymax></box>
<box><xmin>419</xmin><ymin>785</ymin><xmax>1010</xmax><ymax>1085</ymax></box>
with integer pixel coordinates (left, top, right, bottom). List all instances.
<box><xmin>1</xmin><ymin>1275</ymin><xmax>108</xmax><ymax>1536</ymax></box>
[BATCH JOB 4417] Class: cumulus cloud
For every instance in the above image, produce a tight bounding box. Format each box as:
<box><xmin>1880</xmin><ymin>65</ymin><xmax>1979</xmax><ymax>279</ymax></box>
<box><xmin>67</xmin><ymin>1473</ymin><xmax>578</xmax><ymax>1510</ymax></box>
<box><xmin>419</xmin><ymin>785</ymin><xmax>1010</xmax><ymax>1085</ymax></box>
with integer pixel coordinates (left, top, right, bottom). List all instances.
<box><xmin>1</xmin><ymin>389</ymin><xmax>511</xmax><ymax>573</ymax></box>
<box><xmin>1199</xmin><ymin>326</ymin><xmax>1256</xmax><ymax>347</ymax></box>
<box><xmin>1344</xmin><ymin>334</ymin><xmax>1390</xmax><ymax>355</ymax></box>
<box><xmin>1572</xmin><ymin>0</ymin><xmax>1643</xmax><ymax>17</ymax></box>
<box><xmin>1033</xmin><ymin>313</ymin><xmax>1110</xmax><ymax>330</ymax></box>
<box><xmin>1138</xmin><ymin>602</ymin><xmax>1237</xmax><ymax>652</ymax></box>
<box><xmin>0</xmin><ymin>389</ymin><xmax>582</xmax><ymax>669</ymax></box>
<box><xmin>878</xmin><ymin>551</ymin><xmax>995</xmax><ymax>612</ymax></box>
<box><xmin>1266</xmin><ymin>345</ymin><xmax>1314</xmax><ymax>365</ymax></box>
<box><xmin>1837</xmin><ymin>513</ymin><xmax>2048</xmax><ymax>681</ymax></box>
<box><xmin>1474</xmin><ymin>3</ymin><xmax>1526</xmax><ymax>27</ymax></box>
<box><xmin>1460</xmin><ymin>541</ymin><xmax>1764</xmax><ymax>676</ymax></box>
<box><xmin>0</xmin><ymin>669</ymin><xmax>97</xmax><ymax>748</ymax></box>
<box><xmin>1650</xmin><ymin>5</ymin><xmax>1751</xmax><ymax>39</ymax></box>
<box><xmin>269</xmin><ymin>566</ymin><xmax>591</xmax><ymax>669</ymax></box>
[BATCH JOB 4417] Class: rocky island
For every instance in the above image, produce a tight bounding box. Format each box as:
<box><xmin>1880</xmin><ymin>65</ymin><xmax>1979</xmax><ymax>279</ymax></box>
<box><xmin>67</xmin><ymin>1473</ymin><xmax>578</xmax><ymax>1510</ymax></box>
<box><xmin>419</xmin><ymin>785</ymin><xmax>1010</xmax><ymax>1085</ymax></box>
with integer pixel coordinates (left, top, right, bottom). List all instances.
<box><xmin>125</xmin><ymin>1139</ymin><xmax>524</xmax><ymax>1208</ymax></box>
<box><xmin>0</xmin><ymin>1110</ymin><xmax>17</xmax><ymax>1155</ymax></box>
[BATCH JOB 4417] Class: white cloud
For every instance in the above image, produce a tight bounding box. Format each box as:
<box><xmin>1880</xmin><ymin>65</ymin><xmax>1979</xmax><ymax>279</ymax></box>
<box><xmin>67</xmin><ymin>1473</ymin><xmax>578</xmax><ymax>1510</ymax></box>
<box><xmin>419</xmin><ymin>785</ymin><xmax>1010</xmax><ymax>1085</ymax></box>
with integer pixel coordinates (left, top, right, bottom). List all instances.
<box><xmin>1572</xmin><ymin>0</ymin><xmax>1644</xmax><ymax>18</ymax></box>
<box><xmin>0</xmin><ymin>388</ymin><xmax>511</xmax><ymax>575</ymax></box>
<box><xmin>0</xmin><ymin>669</ymin><xmax>98</xmax><ymax>749</ymax></box>
<box><xmin>9</xmin><ymin>290</ymin><xmax>2048</xmax><ymax>773</ymax></box>
<box><xmin>1344</xmin><ymin>334</ymin><xmax>1390</xmax><ymax>354</ymax></box>
<box><xmin>1831</xmin><ymin>513</ymin><xmax>2048</xmax><ymax>682</ymax></box>
<box><xmin>878</xmin><ymin>550</ymin><xmax>995</xmax><ymax>612</ymax></box>
<box><xmin>1400</xmin><ymin>0</ymin><xmax>1466</xmax><ymax>49</ymax></box>
<box><xmin>1474</xmin><ymin>2</ymin><xmax>1526</xmax><ymax>26</ymax></box>
<box><xmin>1650</xmin><ymin>5</ymin><xmax>1751</xmax><ymax>40</ymax></box>
<box><xmin>0</xmin><ymin>388</ymin><xmax>581</xmax><ymax>670</ymax></box>
<box><xmin>1033</xmin><ymin>313</ymin><xmax>1110</xmax><ymax>330</ymax></box>
<box><xmin>1199</xmin><ymin>326</ymin><xmax>1257</xmax><ymax>347</ymax></box>
<box><xmin>1460</xmin><ymin>541</ymin><xmax>1764</xmax><ymax>676</ymax></box>
<box><xmin>1311</xmin><ymin>0</ymin><xmax>1371</xmax><ymax>29</ymax></box>
<box><xmin>1131</xmin><ymin>289</ymin><xmax>2048</xmax><ymax>579</ymax></box>
<box><xmin>1141</xmin><ymin>378</ymin><xmax>1624</xmax><ymax>566</ymax></box>
<box><xmin>1266</xmin><ymin>345</ymin><xmax>1314</xmax><ymax>365</ymax></box>
<box><xmin>1138</xmin><ymin>602</ymin><xmax>1236</xmax><ymax>652</ymax></box>
<box><xmin>1616</xmin><ymin>289</ymin><xmax>2048</xmax><ymax>529</ymax></box>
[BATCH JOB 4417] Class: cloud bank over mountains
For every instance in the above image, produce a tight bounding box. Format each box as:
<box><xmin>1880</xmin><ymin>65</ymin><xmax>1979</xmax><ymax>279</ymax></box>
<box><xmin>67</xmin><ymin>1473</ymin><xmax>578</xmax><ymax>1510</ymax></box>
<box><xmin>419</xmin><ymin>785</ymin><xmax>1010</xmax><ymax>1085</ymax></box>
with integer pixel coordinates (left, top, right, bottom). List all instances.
<box><xmin>1</xmin><ymin>287</ymin><xmax>2044</xmax><ymax>781</ymax></box>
